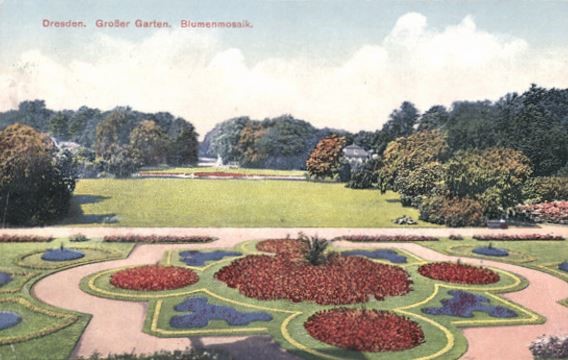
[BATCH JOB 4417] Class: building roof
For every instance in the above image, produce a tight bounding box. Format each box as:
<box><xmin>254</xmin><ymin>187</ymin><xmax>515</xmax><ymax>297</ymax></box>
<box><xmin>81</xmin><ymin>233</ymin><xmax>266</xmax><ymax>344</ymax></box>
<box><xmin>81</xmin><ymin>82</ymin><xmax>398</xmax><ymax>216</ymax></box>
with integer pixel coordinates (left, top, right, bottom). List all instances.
<box><xmin>343</xmin><ymin>144</ymin><xmax>369</xmax><ymax>158</ymax></box>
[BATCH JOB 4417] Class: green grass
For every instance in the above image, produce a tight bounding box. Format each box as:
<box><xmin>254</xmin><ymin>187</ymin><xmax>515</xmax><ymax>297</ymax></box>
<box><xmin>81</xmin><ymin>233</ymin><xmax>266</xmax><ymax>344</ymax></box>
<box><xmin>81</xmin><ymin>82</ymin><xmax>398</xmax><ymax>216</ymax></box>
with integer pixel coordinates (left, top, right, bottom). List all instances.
<box><xmin>65</xmin><ymin>179</ymin><xmax>434</xmax><ymax>228</ymax></box>
<box><xmin>140</xmin><ymin>166</ymin><xmax>306</xmax><ymax>177</ymax></box>
<box><xmin>0</xmin><ymin>239</ymin><xmax>134</xmax><ymax>360</ymax></box>
<box><xmin>81</xmin><ymin>240</ymin><xmax>537</xmax><ymax>360</ymax></box>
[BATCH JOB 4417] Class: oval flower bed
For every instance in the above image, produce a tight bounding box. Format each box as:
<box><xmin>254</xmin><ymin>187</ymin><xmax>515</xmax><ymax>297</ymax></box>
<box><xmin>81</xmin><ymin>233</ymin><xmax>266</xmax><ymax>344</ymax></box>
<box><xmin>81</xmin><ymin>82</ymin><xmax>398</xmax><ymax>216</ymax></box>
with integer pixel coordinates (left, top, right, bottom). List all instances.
<box><xmin>0</xmin><ymin>272</ymin><xmax>12</xmax><ymax>287</ymax></box>
<box><xmin>559</xmin><ymin>261</ymin><xmax>568</xmax><ymax>273</ymax></box>
<box><xmin>215</xmin><ymin>254</ymin><xmax>412</xmax><ymax>305</ymax></box>
<box><xmin>110</xmin><ymin>265</ymin><xmax>199</xmax><ymax>291</ymax></box>
<box><xmin>305</xmin><ymin>308</ymin><xmax>424</xmax><ymax>352</ymax></box>
<box><xmin>418</xmin><ymin>262</ymin><xmax>500</xmax><ymax>285</ymax></box>
<box><xmin>472</xmin><ymin>246</ymin><xmax>509</xmax><ymax>257</ymax></box>
<box><xmin>0</xmin><ymin>312</ymin><xmax>22</xmax><ymax>331</ymax></box>
<box><xmin>41</xmin><ymin>248</ymin><xmax>85</xmax><ymax>262</ymax></box>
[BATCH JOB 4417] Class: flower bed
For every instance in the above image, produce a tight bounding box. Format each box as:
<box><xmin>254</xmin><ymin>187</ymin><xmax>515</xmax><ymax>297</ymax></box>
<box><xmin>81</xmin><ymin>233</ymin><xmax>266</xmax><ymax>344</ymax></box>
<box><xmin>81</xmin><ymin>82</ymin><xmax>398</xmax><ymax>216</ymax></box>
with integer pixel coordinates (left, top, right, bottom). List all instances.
<box><xmin>473</xmin><ymin>234</ymin><xmax>565</xmax><ymax>241</ymax></box>
<box><xmin>418</xmin><ymin>262</ymin><xmax>500</xmax><ymax>284</ymax></box>
<box><xmin>110</xmin><ymin>265</ymin><xmax>198</xmax><ymax>291</ymax></box>
<box><xmin>472</xmin><ymin>246</ymin><xmax>509</xmax><ymax>257</ymax></box>
<box><xmin>422</xmin><ymin>290</ymin><xmax>517</xmax><ymax>318</ymax></box>
<box><xmin>256</xmin><ymin>239</ymin><xmax>307</xmax><ymax>259</ymax></box>
<box><xmin>0</xmin><ymin>235</ymin><xmax>53</xmax><ymax>243</ymax></box>
<box><xmin>334</xmin><ymin>235</ymin><xmax>438</xmax><ymax>242</ymax></box>
<box><xmin>179</xmin><ymin>250</ymin><xmax>242</xmax><ymax>266</ymax></box>
<box><xmin>516</xmin><ymin>201</ymin><xmax>568</xmax><ymax>225</ymax></box>
<box><xmin>41</xmin><ymin>248</ymin><xmax>85</xmax><ymax>262</ymax></box>
<box><xmin>0</xmin><ymin>312</ymin><xmax>22</xmax><ymax>330</ymax></box>
<box><xmin>304</xmin><ymin>308</ymin><xmax>424</xmax><ymax>352</ymax></box>
<box><xmin>341</xmin><ymin>249</ymin><xmax>407</xmax><ymax>264</ymax></box>
<box><xmin>559</xmin><ymin>261</ymin><xmax>568</xmax><ymax>273</ymax></box>
<box><xmin>170</xmin><ymin>297</ymin><xmax>272</xmax><ymax>328</ymax></box>
<box><xmin>529</xmin><ymin>334</ymin><xmax>568</xmax><ymax>359</ymax></box>
<box><xmin>0</xmin><ymin>272</ymin><xmax>12</xmax><ymax>286</ymax></box>
<box><xmin>215</xmin><ymin>254</ymin><xmax>412</xmax><ymax>305</ymax></box>
<box><xmin>103</xmin><ymin>235</ymin><xmax>216</xmax><ymax>243</ymax></box>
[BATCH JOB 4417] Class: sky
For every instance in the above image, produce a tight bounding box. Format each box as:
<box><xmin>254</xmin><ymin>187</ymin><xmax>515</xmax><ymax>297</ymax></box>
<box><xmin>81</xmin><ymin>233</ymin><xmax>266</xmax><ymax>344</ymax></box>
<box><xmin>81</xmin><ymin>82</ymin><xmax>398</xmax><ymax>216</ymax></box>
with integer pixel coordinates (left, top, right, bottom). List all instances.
<box><xmin>1</xmin><ymin>0</ymin><xmax>568</xmax><ymax>135</ymax></box>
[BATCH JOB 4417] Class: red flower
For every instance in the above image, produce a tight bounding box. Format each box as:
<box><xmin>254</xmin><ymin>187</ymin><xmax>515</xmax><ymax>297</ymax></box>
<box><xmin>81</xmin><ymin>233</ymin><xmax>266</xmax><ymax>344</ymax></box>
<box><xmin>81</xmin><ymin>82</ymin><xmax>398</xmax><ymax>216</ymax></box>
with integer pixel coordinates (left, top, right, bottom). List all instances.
<box><xmin>305</xmin><ymin>308</ymin><xmax>424</xmax><ymax>352</ymax></box>
<box><xmin>418</xmin><ymin>262</ymin><xmax>499</xmax><ymax>284</ymax></box>
<box><xmin>110</xmin><ymin>265</ymin><xmax>198</xmax><ymax>291</ymax></box>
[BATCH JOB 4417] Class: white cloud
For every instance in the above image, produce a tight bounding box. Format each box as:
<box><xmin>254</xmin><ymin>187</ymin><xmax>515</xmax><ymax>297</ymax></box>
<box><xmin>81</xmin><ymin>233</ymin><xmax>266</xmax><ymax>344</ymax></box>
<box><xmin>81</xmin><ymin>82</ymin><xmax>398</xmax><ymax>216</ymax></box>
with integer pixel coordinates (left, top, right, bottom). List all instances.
<box><xmin>1</xmin><ymin>13</ymin><xmax>567</xmax><ymax>135</ymax></box>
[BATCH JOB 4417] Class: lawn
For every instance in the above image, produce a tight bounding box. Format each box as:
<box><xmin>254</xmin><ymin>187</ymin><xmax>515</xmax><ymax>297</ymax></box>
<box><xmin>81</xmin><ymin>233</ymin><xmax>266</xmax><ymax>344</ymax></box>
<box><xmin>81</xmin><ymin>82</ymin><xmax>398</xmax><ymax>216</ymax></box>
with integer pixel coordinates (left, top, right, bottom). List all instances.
<box><xmin>65</xmin><ymin>179</ymin><xmax>433</xmax><ymax>227</ymax></box>
<box><xmin>139</xmin><ymin>166</ymin><xmax>306</xmax><ymax>177</ymax></box>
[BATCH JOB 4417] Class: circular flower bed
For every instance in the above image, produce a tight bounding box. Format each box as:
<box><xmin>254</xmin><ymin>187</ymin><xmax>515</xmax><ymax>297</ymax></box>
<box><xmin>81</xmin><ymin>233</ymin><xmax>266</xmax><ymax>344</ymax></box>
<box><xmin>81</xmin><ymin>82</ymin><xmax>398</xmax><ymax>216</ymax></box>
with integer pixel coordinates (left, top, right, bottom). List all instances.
<box><xmin>215</xmin><ymin>254</ymin><xmax>412</xmax><ymax>305</ymax></box>
<box><xmin>305</xmin><ymin>308</ymin><xmax>424</xmax><ymax>352</ymax></box>
<box><xmin>418</xmin><ymin>262</ymin><xmax>500</xmax><ymax>285</ymax></box>
<box><xmin>110</xmin><ymin>265</ymin><xmax>199</xmax><ymax>291</ymax></box>
<box><xmin>472</xmin><ymin>246</ymin><xmax>509</xmax><ymax>257</ymax></box>
<box><xmin>41</xmin><ymin>248</ymin><xmax>85</xmax><ymax>262</ymax></box>
<box><xmin>0</xmin><ymin>272</ymin><xmax>12</xmax><ymax>286</ymax></box>
<box><xmin>256</xmin><ymin>239</ymin><xmax>307</xmax><ymax>259</ymax></box>
<box><xmin>559</xmin><ymin>261</ymin><xmax>568</xmax><ymax>273</ymax></box>
<box><xmin>0</xmin><ymin>312</ymin><xmax>22</xmax><ymax>331</ymax></box>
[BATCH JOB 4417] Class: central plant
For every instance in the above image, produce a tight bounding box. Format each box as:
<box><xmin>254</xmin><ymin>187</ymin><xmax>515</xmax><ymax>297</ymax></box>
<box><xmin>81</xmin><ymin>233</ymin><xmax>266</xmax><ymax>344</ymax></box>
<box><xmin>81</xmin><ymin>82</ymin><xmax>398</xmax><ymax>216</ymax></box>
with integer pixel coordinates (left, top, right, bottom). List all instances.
<box><xmin>215</xmin><ymin>238</ymin><xmax>412</xmax><ymax>305</ymax></box>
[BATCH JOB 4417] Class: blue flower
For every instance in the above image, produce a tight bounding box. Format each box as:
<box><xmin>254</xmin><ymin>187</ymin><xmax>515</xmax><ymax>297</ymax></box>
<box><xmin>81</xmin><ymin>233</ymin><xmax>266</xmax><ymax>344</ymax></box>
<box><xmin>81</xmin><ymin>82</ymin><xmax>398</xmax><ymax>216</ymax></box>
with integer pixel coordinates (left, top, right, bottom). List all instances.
<box><xmin>422</xmin><ymin>290</ymin><xmax>518</xmax><ymax>319</ymax></box>
<box><xmin>41</xmin><ymin>248</ymin><xmax>85</xmax><ymax>262</ymax></box>
<box><xmin>179</xmin><ymin>250</ymin><xmax>241</xmax><ymax>266</ymax></box>
<box><xmin>0</xmin><ymin>272</ymin><xmax>12</xmax><ymax>286</ymax></box>
<box><xmin>170</xmin><ymin>297</ymin><xmax>272</xmax><ymax>329</ymax></box>
<box><xmin>0</xmin><ymin>312</ymin><xmax>21</xmax><ymax>331</ymax></box>
<box><xmin>559</xmin><ymin>261</ymin><xmax>568</xmax><ymax>273</ymax></box>
<box><xmin>472</xmin><ymin>247</ymin><xmax>509</xmax><ymax>257</ymax></box>
<box><xmin>342</xmin><ymin>249</ymin><xmax>407</xmax><ymax>264</ymax></box>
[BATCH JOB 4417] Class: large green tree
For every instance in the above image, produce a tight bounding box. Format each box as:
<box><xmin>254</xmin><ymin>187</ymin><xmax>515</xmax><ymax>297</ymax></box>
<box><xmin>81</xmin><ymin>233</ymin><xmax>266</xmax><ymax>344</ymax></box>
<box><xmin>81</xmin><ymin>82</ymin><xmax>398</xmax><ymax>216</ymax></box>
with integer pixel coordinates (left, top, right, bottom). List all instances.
<box><xmin>306</xmin><ymin>135</ymin><xmax>347</xmax><ymax>179</ymax></box>
<box><xmin>129</xmin><ymin>120</ymin><xmax>169</xmax><ymax>166</ymax></box>
<box><xmin>0</xmin><ymin>124</ymin><xmax>77</xmax><ymax>226</ymax></box>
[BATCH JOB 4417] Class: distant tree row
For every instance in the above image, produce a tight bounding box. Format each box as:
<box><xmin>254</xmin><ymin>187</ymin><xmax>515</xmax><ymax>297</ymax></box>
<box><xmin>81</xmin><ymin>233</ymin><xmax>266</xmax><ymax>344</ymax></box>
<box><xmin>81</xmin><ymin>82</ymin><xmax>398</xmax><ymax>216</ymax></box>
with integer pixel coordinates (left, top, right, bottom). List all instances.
<box><xmin>0</xmin><ymin>102</ymin><xmax>199</xmax><ymax>177</ymax></box>
<box><xmin>200</xmin><ymin>115</ymin><xmax>349</xmax><ymax>170</ymax></box>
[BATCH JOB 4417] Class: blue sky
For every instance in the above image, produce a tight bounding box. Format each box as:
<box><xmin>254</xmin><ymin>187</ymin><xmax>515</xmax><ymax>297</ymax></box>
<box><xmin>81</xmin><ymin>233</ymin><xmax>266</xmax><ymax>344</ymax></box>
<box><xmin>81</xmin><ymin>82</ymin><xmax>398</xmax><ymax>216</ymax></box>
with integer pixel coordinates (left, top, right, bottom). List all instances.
<box><xmin>1</xmin><ymin>0</ymin><xmax>568</xmax><ymax>134</ymax></box>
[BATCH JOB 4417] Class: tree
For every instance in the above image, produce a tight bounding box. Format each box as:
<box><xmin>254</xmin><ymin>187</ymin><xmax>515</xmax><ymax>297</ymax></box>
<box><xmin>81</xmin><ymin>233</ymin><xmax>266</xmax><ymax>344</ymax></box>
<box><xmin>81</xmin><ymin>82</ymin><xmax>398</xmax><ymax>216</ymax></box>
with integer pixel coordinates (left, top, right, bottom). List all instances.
<box><xmin>129</xmin><ymin>120</ymin><xmax>169</xmax><ymax>166</ymax></box>
<box><xmin>95</xmin><ymin>110</ymin><xmax>130</xmax><ymax>158</ymax></box>
<box><xmin>378</xmin><ymin>130</ymin><xmax>448</xmax><ymax>205</ymax></box>
<box><xmin>370</xmin><ymin>101</ymin><xmax>419</xmax><ymax>156</ymax></box>
<box><xmin>306</xmin><ymin>135</ymin><xmax>347</xmax><ymax>179</ymax></box>
<box><xmin>48</xmin><ymin>112</ymin><xmax>70</xmax><ymax>140</ymax></box>
<box><xmin>99</xmin><ymin>144</ymin><xmax>141</xmax><ymax>178</ymax></box>
<box><xmin>445</xmin><ymin>147</ymin><xmax>533</xmax><ymax>217</ymax></box>
<box><xmin>167</xmin><ymin>121</ymin><xmax>199</xmax><ymax>166</ymax></box>
<box><xmin>417</xmin><ymin>105</ymin><xmax>449</xmax><ymax>131</ymax></box>
<box><xmin>0</xmin><ymin>124</ymin><xmax>77</xmax><ymax>226</ymax></box>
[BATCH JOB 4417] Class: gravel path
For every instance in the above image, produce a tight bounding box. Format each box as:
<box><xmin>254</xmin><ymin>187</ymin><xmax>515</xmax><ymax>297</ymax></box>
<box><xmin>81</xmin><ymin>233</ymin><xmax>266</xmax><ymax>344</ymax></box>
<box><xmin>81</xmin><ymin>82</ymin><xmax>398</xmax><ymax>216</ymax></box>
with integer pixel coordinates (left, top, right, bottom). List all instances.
<box><xmin>28</xmin><ymin>227</ymin><xmax>568</xmax><ymax>359</ymax></box>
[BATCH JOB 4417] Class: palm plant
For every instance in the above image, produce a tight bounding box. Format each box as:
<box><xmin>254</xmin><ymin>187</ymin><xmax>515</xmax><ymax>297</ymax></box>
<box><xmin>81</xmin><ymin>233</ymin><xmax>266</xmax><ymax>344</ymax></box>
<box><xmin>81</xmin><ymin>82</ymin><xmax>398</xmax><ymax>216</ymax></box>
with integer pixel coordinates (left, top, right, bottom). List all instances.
<box><xmin>298</xmin><ymin>232</ymin><xmax>329</xmax><ymax>265</ymax></box>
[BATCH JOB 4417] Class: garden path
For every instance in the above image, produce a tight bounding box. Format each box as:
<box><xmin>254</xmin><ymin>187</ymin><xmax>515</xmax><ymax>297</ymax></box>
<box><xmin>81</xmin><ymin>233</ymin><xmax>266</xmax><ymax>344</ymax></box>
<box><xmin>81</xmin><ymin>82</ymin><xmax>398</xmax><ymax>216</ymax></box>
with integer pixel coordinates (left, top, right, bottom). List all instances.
<box><xmin>29</xmin><ymin>226</ymin><xmax>568</xmax><ymax>359</ymax></box>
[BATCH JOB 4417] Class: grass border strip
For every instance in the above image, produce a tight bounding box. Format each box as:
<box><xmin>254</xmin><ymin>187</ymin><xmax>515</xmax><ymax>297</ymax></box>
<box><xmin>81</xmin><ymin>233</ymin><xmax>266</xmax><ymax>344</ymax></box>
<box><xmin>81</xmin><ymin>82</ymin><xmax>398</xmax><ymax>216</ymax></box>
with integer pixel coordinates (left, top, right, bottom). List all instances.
<box><xmin>16</xmin><ymin>247</ymin><xmax>123</xmax><ymax>270</ymax></box>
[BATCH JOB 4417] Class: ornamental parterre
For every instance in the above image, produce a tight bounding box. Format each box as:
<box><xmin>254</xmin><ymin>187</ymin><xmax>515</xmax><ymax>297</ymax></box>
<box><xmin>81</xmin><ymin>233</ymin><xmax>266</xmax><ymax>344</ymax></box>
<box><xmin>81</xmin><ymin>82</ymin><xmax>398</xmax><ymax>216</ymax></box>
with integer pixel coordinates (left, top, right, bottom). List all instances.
<box><xmin>304</xmin><ymin>308</ymin><xmax>424</xmax><ymax>352</ymax></box>
<box><xmin>418</xmin><ymin>262</ymin><xmax>500</xmax><ymax>285</ymax></box>
<box><xmin>215</xmin><ymin>253</ymin><xmax>412</xmax><ymax>305</ymax></box>
<box><xmin>110</xmin><ymin>265</ymin><xmax>198</xmax><ymax>291</ymax></box>
<box><xmin>341</xmin><ymin>249</ymin><xmax>407</xmax><ymax>264</ymax></box>
<box><xmin>422</xmin><ymin>290</ymin><xmax>517</xmax><ymax>318</ymax></box>
<box><xmin>170</xmin><ymin>297</ymin><xmax>272</xmax><ymax>328</ymax></box>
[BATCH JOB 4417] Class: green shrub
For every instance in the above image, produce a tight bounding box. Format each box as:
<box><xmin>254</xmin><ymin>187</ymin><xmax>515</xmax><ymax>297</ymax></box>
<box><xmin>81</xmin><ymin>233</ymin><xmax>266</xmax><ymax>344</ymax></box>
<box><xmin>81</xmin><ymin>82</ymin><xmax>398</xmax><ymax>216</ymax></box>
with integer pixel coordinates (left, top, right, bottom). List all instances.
<box><xmin>524</xmin><ymin>177</ymin><xmax>568</xmax><ymax>203</ymax></box>
<box><xmin>70</xmin><ymin>233</ymin><xmax>89</xmax><ymax>242</ymax></box>
<box><xmin>420</xmin><ymin>196</ymin><xmax>485</xmax><ymax>227</ymax></box>
<box><xmin>346</xmin><ymin>160</ymin><xmax>378</xmax><ymax>189</ymax></box>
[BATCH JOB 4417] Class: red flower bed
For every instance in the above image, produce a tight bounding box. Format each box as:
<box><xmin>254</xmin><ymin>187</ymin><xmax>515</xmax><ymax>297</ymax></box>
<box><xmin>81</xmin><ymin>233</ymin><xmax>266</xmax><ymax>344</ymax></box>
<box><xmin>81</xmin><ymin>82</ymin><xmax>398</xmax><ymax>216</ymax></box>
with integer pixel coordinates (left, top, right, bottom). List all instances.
<box><xmin>418</xmin><ymin>262</ymin><xmax>499</xmax><ymax>284</ymax></box>
<box><xmin>0</xmin><ymin>235</ymin><xmax>53</xmax><ymax>243</ymax></box>
<box><xmin>305</xmin><ymin>308</ymin><xmax>424</xmax><ymax>352</ymax></box>
<box><xmin>516</xmin><ymin>201</ymin><xmax>568</xmax><ymax>225</ymax></box>
<box><xmin>473</xmin><ymin>233</ymin><xmax>564</xmax><ymax>241</ymax></box>
<box><xmin>256</xmin><ymin>239</ymin><xmax>307</xmax><ymax>259</ymax></box>
<box><xmin>110</xmin><ymin>265</ymin><xmax>199</xmax><ymax>291</ymax></box>
<box><xmin>103</xmin><ymin>235</ymin><xmax>216</xmax><ymax>243</ymax></box>
<box><xmin>335</xmin><ymin>235</ymin><xmax>438</xmax><ymax>242</ymax></box>
<box><xmin>193</xmin><ymin>172</ymin><xmax>247</xmax><ymax>178</ymax></box>
<box><xmin>215</xmin><ymin>254</ymin><xmax>412</xmax><ymax>305</ymax></box>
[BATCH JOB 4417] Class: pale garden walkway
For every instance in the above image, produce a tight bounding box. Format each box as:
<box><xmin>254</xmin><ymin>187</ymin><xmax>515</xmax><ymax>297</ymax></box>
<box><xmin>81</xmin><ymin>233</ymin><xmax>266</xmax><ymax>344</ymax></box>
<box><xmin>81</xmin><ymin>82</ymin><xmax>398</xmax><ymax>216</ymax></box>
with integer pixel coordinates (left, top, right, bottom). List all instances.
<box><xmin>9</xmin><ymin>225</ymin><xmax>568</xmax><ymax>359</ymax></box>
